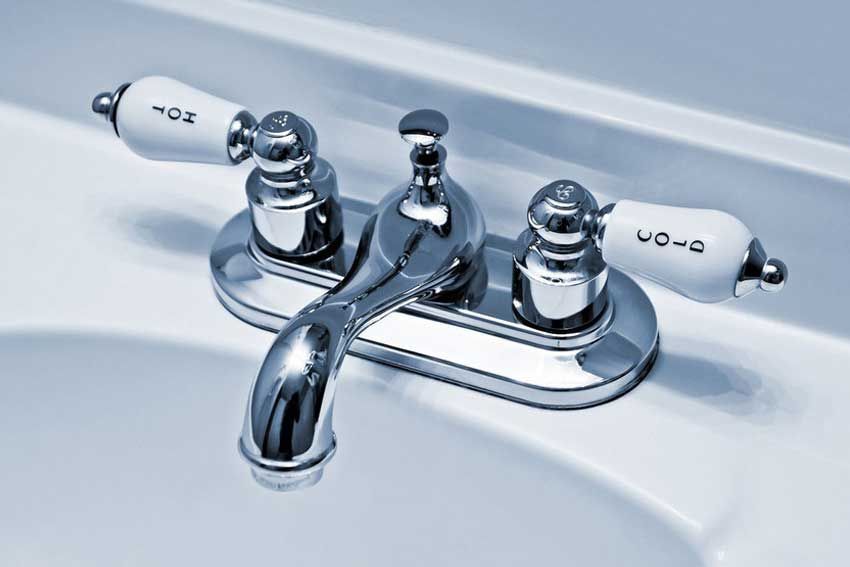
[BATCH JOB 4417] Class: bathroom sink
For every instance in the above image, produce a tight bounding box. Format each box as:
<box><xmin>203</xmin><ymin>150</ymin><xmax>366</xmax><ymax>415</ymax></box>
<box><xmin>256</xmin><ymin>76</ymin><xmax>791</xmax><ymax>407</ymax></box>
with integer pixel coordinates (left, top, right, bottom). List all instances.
<box><xmin>3</xmin><ymin>1</ymin><xmax>850</xmax><ymax>564</ymax></box>
<box><xmin>0</xmin><ymin>332</ymin><xmax>701</xmax><ymax>566</ymax></box>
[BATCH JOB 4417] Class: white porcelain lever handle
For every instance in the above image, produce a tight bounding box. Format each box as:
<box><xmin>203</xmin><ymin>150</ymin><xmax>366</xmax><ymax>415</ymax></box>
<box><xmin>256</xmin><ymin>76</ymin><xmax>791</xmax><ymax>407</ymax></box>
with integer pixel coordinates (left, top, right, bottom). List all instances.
<box><xmin>91</xmin><ymin>76</ymin><xmax>256</xmax><ymax>165</ymax></box>
<box><xmin>598</xmin><ymin>200</ymin><xmax>787</xmax><ymax>303</ymax></box>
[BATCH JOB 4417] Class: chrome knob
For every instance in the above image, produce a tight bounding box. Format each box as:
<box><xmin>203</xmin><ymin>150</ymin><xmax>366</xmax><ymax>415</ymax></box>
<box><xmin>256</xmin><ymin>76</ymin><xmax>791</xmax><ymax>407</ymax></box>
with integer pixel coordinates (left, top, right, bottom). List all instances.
<box><xmin>91</xmin><ymin>92</ymin><xmax>114</xmax><ymax>116</ymax></box>
<box><xmin>249</xmin><ymin>111</ymin><xmax>317</xmax><ymax>177</ymax></box>
<box><xmin>90</xmin><ymin>82</ymin><xmax>130</xmax><ymax>136</ymax></box>
<box><xmin>734</xmin><ymin>238</ymin><xmax>788</xmax><ymax>297</ymax></box>
<box><xmin>398</xmin><ymin>108</ymin><xmax>449</xmax><ymax>149</ymax></box>
<box><xmin>760</xmin><ymin>259</ymin><xmax>788</xmax><ymax>292</ymax></box>
<box><xmin>527</xmin><ymin>180</ymin><xmax>598</xmax><ymax>248</ymax></box>
<box><xmin>244</xmin><ymin>111</ymin><xmax>340</xmax><ymax>260</ymax></box>
<box><xmin>512</xmin><ymin>180</ymin><xmax>609</xmax><ymax>332</ymax></box>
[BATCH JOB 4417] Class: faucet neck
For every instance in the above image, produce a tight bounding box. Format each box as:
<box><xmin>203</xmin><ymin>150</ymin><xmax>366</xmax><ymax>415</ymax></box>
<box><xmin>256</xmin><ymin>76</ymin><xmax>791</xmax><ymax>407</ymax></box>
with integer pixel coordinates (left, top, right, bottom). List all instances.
<box><xmin>400</xmin><ymin>146</ymin><xmax>451</xmax><ymax>227</ymax></box>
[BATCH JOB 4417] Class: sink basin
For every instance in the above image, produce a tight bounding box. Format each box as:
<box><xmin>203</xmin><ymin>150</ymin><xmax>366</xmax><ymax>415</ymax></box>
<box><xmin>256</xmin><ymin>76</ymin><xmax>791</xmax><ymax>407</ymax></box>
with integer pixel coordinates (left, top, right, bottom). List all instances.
<box><xmin>0</xmin><ymin>332</ymin><xmax>701</xmax><ymax>566</ymax></box>
<box><xmin>3</xmin><ymin>1</ymin><xmax>850</xmax><ymax>564</ymax></box>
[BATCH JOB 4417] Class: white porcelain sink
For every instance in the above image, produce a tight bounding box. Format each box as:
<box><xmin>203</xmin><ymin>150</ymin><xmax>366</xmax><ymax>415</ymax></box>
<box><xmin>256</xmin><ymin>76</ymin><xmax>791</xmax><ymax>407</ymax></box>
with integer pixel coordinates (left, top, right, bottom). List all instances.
<box><xmin>0</xmin><ymin>332</ymin><xmax>701</xmax><ymax>566</ymax></box>
<box><xmin>3</xmin><ymin>1</ymin><xmax>850</xmax><ymax>565</ymax></box>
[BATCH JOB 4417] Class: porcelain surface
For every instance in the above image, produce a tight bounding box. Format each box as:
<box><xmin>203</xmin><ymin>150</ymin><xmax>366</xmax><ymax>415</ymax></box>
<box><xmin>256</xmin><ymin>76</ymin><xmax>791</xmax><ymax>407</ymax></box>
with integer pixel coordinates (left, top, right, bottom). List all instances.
<box><xmin>1</xmin><ymin>2</ymin><xmax>849</xmax><ymax>565</ymax></box>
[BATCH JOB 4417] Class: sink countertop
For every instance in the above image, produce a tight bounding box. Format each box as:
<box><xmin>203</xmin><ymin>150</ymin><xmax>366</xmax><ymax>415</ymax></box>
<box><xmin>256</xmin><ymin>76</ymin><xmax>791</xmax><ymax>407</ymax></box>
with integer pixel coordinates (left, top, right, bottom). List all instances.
<box><xmin>1</xmin><ymin>100</ymin><xmax>848</xmax><ymax>564</ymax></box>
<box><xmin>5</xmin><ymin>0</ymin><xmax>850</xmax><ymax>340</ymax></box>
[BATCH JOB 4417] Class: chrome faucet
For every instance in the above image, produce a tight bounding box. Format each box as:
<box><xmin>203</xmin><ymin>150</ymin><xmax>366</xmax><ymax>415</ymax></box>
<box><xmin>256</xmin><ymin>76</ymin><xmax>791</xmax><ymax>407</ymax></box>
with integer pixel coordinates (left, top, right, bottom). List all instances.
<box><xmin>92</xmin><ymin>76</ymin><xmax>788</xmax><ymax>493</ymax></box>
<box><xmin>238</xmin><ymin>109</ymin><xmax>486</xmax><ymax>490</ymax></box>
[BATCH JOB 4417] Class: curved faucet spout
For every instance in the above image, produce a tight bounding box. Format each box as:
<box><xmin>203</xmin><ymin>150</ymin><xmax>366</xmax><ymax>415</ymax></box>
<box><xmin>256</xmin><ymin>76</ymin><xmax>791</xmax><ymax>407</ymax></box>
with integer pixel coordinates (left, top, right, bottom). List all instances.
<box><xmin>239</xmin><ymin>167</ymin><xmax>486</xmax><ymax>491</ymax></box>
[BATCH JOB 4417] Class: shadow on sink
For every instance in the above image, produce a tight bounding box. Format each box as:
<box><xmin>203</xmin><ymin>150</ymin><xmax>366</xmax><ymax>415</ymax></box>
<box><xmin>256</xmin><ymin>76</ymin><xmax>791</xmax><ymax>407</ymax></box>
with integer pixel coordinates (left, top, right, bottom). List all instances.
<box><xmin>0</xmin><ymin>331</ymin><xmax>705</xmax><ymax>566</ymax></box>
<box><xmin>113</xmin><ymin>206</ymin><xmax>220</xmax><ymax>257</ymax></box>
<box><xmin>651</xmin><ymin>351</ymin><xmax>802</xmax><ymax>423</ymax></box>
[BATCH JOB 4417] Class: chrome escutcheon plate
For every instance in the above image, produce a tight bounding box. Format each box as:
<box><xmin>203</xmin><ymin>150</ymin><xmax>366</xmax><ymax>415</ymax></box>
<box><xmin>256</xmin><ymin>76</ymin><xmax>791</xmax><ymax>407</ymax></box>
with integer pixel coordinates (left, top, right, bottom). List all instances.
<box><xmin>210</xmin><ymin>198</ymin><xmax>659</xmax><ymax>409</ymax></box>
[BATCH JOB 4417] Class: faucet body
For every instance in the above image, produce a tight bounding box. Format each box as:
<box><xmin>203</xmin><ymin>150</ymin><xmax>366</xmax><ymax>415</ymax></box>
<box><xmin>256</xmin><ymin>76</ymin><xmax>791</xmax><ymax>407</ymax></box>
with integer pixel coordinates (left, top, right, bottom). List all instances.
<box><xmin>239</xmin><ymin>140</ymin><xmax>486</xmax><ymax>490</ymax></box>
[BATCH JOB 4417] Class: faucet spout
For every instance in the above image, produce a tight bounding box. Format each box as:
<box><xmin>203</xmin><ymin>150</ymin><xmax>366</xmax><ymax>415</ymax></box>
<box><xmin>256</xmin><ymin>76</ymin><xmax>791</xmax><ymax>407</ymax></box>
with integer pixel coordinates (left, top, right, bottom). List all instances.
<box><xmin>238</xmin><ymin>129</ymin><xmax>486</xmax><ymax>489</ymax></box>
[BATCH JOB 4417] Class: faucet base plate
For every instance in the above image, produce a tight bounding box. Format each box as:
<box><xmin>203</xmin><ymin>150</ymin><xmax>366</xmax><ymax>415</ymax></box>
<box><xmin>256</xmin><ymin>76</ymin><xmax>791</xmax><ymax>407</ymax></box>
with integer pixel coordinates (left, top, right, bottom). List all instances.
<box><xmin>210</xmin><ymin>200</ymin><xmax>659</xmax><ymax>409</ymax></box>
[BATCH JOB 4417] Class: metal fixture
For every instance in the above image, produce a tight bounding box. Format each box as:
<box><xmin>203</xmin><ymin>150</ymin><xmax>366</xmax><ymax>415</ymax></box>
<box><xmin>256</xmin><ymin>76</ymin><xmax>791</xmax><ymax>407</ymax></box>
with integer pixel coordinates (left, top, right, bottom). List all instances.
<box><xmin>512</xmin><ymin>181</ymin><xmax>609</xmax><ymax>331</ymax></box>
<box><xmin>734</xmin><ymin>238</ymin><xmax>788</xmax><ymax>297</ymax></box>
<box><xmin>244</xmin><ymin>111</ymin><xmax>341</xmax><ymax>260</ymax></box>
<box><xmin>512</xmin><ymin>180</ymin><xmax>788</xmax><ymax>329</ymax></box>
<box><xmin>92</xmin><ymin>76</ymin><xmax>341</xmax><ymax>261</ymax></box>
<box><xmin>237</xmin><ymin>109</ymin><xmax>487</xmax><ymax>490</ymax></box>
<box><xmin>91</xmin><ymin>82</ymin><xmax>130</xmax><ymax>137</ymax></box>
<box><xmin>92</xmin><ymin>77</ymin><xmax>788</xmax><ymax>492</ymax></box>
